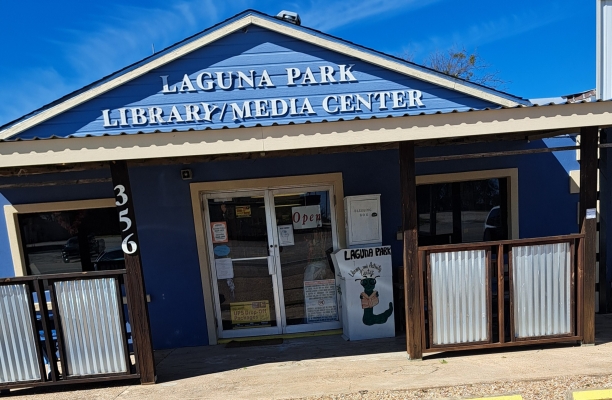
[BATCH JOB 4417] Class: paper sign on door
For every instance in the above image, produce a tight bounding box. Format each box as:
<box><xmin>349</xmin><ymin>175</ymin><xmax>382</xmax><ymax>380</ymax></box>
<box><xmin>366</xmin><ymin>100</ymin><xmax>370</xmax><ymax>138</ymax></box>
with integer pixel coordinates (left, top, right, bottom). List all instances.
<box><xmin>292</xmin><ymin>205</ymin><xmax>322</xmax><ymax>230</ymax></box>
<box><xmin>278</xmin><ymin>225</ymin><xmax>295</xmax><ymax>246</ymax></box>
<box><xmin>215</xmin><ymin>258</ymin><xmax>234</xmax><ymax>279</ymax></box>
<box><xmin>211</xmin><ymin>221</ymin><xmax>228</xmax><ymax>243</ymax></box>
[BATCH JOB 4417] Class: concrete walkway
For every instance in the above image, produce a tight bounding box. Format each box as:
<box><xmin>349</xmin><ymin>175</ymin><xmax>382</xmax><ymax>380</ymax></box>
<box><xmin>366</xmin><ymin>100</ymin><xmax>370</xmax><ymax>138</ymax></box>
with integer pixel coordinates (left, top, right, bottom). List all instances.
<box><xmin>8</xmin><ymin>315</ymin><xmax>612</xmax><ymax>399</ymax></box>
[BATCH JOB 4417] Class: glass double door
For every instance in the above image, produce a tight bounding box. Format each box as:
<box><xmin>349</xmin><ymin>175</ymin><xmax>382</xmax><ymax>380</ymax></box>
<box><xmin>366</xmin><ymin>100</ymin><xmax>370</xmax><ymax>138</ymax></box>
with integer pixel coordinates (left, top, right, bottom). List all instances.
<box><xmin>203</xmin><ymin>186</ymin><xmax>340</xmax><ymax>339</ymax></box>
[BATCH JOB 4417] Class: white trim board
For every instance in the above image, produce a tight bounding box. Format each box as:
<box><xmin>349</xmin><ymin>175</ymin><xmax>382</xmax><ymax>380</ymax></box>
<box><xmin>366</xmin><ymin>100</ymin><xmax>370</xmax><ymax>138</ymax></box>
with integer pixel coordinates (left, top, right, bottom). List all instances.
<box><xmin>4</xmin><ymin>198</ymin><xmax>116</xmax><ymax>276</ymax></box>
<box><xmin>0</xmin><ymin>101</ymin><xmax>608</xmax><ymax>169</ymax></box>
<box><xmin>0</xmin><ymin>12</ymin><xmax>524</xmax><ymax>141</ymax></box>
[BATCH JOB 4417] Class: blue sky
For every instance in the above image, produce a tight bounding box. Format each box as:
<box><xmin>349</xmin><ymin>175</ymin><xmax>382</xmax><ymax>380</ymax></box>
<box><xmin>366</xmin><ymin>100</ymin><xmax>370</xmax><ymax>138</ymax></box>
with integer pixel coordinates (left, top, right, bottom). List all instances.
<box><xmin>0</xmin><ymin>0</ymin><xmax>595</xmax><ymax>126</ymax></box>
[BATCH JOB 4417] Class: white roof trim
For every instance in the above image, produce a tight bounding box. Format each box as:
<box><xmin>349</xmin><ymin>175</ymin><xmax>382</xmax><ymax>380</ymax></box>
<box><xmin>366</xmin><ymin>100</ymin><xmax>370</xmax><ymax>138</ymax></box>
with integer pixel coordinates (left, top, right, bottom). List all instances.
<box><xmin>0</xmin><ymin>13</ymin><xmax>525</xmax><ymax>141</ymax></box>
<box><xmin>0</xmin><ymin>101</ymin><xmax>606</xmax><ymax>169</ymax></box>
<box><xmin>249</xmin><ymin>15</ymin><xmax>525</xmax><ymax>108</ymax></box>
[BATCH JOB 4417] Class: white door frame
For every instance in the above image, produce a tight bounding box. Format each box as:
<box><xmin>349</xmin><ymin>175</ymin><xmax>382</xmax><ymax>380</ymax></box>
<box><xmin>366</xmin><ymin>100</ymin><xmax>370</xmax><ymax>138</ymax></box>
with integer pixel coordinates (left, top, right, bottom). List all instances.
<box><xmin>202</xmin><ymin>189</ymin><xmax>283</xmax><ymax>339</ymax></box>
<box><xmin>268</xmin><ymin>186</ymin><xmax>342</xmax><ymax>334</ymax></box>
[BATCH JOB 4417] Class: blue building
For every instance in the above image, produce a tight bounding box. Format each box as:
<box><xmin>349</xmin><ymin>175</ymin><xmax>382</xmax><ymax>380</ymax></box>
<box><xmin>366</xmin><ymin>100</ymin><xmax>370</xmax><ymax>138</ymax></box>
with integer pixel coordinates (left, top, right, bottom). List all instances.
<box><xmin>0</xmin><ymin>9</ymin><xmax>607</xmax><ymax>388</ymax></box>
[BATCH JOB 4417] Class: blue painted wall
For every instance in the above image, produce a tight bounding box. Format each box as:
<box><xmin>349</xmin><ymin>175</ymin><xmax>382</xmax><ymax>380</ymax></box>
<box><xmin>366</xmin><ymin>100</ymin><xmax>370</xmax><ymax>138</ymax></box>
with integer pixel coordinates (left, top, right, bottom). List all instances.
<box><xmin>0</xmin><ymin>138</ymin><xmax>578</xmax><ymax>349</ymax></box>
<box><xmin>14</xmin><ymin>26</ymin><xmax>499</xmax><ymax>140</ymax></box>
<box><xmin>126</xmin><ymin>138</ymin><xmax>576</xmax><ymax>349</ymax></box>
<box><xmin>416</xmin><ymin>137</ymin><xmax>579</xmax><ymax>238</ymax></box>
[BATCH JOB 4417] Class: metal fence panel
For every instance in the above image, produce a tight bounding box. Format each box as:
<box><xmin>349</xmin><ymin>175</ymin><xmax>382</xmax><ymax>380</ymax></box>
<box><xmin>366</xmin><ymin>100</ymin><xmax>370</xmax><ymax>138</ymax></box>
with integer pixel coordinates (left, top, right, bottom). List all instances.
<box><xmin>430</xmin><ymin>250</ymin><xmax>488</xmax><ymax>345</ymax></box>
<box><xmin>0</xmin><ymin>284</ymin><xmax>40</xmax><ymax>383</ymax></box>
<box><xmin>512</xmin><ymin>242</ymin><xmax>571</xmax><ymax>338</ymax></box>
<box><xmin>54</xmin><ymin>278</ymin><xmax>127</xmax><ymax>376</ymax></box>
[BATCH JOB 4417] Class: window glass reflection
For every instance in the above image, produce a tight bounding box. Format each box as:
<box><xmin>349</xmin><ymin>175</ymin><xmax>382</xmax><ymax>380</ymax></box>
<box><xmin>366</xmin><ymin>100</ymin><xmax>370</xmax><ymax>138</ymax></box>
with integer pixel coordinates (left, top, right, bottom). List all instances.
<box><xmin>18</xmin><ymin>208</ymin><xmax>123</xmax><ymax>275</ymax></box>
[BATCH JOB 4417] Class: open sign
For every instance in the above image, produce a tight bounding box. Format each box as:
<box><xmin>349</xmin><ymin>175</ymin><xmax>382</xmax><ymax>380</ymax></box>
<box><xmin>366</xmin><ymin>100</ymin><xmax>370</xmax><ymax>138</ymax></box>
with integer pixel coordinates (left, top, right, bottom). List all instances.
<box><xmin>291</xmin><ymin>205</ymin><xmax>322</xmax><ymax>230</ymax></box>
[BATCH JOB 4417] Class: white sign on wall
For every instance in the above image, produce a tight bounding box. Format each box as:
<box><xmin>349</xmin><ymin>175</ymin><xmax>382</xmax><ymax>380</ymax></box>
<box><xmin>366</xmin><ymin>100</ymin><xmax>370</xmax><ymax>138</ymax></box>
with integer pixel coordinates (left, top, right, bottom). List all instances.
<box><xmin>100</xmin><ymin>64</ymin><xmax>427</xmax><ymax>127</ymax></box>
<box><xmin>291</xmin><ymin>205</ymin><xmax>322</xmax><ymax>230</ymax></box>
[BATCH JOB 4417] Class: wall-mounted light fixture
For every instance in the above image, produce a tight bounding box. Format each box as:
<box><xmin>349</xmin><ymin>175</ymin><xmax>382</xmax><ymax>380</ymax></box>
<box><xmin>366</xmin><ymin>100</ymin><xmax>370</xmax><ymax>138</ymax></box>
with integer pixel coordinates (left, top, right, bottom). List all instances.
<box><xmin>181</xmin><ymin>169</ymin><xmax>192</xmax><ymax>180</ymax></box>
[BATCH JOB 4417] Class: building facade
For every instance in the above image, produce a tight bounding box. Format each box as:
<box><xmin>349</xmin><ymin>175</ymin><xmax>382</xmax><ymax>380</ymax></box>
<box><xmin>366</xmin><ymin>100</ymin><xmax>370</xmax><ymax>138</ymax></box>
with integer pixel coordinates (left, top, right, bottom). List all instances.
<box><xmin>0</xmin><ymin>12</ymin><xmax>607</xmax><ymax>385</ymax></box>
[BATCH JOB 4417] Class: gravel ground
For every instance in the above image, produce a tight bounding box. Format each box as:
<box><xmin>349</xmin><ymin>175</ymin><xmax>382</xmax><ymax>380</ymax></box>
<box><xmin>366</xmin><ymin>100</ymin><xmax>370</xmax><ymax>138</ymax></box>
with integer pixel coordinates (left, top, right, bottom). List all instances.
<box><xmin>299</xmin><ymin>374</ymin><xmax>612</xmax><ymax>400</ymax></box>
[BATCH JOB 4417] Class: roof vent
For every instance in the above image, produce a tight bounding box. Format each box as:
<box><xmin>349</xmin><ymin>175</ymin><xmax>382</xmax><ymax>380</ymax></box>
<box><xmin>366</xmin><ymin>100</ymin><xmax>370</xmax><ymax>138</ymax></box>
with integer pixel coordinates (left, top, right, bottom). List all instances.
<box><xmin>276</xmin><ymin>10</ymin><xmax>301</xmax><ymax>25</ymax></box>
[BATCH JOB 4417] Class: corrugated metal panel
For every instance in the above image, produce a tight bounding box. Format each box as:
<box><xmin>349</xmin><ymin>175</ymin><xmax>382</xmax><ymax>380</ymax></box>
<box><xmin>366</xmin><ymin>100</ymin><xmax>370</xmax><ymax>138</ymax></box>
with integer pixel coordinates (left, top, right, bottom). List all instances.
<box><xmin>512</xmin><ymin>243</ymin><xmax>571</xmax><ymax>338</ymax></box>
<box><xmin>54</xmin><ymin>278</ymin><xmax>127</xmax><ymax>376</ymax></box>
<box><xmin>0</xmin><ymin>284</ymin><xmax>41</xmax><ymax>383</ymax></box>
<box><xmin>430</xmin><ymin>250</ymin><xmax>488</xmax><ymax>345</ymax></box>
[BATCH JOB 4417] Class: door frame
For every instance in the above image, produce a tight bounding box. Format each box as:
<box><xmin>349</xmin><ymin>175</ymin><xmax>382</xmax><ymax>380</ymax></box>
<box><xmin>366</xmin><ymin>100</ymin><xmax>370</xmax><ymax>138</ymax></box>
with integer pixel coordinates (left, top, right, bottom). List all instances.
<box><xmin>202</xmin><ymin>189</ymin><xmax>284</xmax><ymax>339</ymax></box>
<box><xmin>268</xmin><ymin>186</ymin><xmax>342</xmax><ymax>334</ymax></box>
<box><xmin>190</xmin><ymin>173</ymin><xmax>345</xmax><ymax>345</ymax></box>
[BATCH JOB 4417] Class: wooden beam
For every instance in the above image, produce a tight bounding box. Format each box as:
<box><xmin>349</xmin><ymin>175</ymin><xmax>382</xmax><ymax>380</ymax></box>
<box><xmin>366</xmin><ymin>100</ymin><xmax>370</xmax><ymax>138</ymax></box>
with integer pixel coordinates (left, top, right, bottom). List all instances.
<box><xmin>109</xmin><ymin>160</ymin><xmax>156</xmax><ymax>384</ymax></box>
<box><xmin>415</xmin><ymin>128</ymin><xmax>578</xmax><ymax>147</ymax></box>
<box><xmin>579</xmin><ymin>126</ymin><xmax>598</xmax><ymax>344</ymax></box>
<box><xmin>0</xmin><ymin>162</ymin><xmax>108</xmax><ymax>178</ymax></box>
<box><xmin>127</xmin><ymin>142</ymin><xmax>400</xmax><ymax>167</ymax></box>
<box><xmin>0</xmin><ymin>178</ymin><xmax>111</xmax><ymax>189</ymax></box>
<box><xmin>415</xmin><ymin>145</ymin><xmax>579</xmax><ymax>163</ymax></box>
<box><xmin>399</xmin><ymin>141</ymin><xmax>422</xmax><ymax>360</ymax></box>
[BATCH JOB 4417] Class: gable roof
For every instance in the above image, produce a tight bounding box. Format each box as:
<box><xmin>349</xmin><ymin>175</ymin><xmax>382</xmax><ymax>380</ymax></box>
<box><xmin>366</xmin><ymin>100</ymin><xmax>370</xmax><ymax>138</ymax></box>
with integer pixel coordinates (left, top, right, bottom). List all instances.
<box><xmin>0</xmin><ymin>9</ymin><xmax>529</xmax><ymax>141</ymax></box>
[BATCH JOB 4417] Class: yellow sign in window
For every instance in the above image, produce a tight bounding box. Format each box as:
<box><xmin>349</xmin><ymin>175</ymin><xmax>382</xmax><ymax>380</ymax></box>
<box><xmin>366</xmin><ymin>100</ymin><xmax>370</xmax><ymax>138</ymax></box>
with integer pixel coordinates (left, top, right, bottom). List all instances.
<box><xmin>235</xmin><ymin>205</ymin><xmax>252</xmax><ymax>218</ymax></box>
<box><xmin>230</xmin><ymin>301</ymin><xmax>271</xmax><ymax>328</ymax></box>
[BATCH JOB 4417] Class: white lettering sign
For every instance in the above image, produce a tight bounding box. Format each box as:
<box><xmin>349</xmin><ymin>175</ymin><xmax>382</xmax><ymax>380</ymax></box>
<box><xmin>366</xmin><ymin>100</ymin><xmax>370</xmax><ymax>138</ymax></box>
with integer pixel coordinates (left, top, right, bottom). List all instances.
<box><xmin>101</xmin><ymin>64</ymin><xmax>426</xmax><ymax>127</ymax></box>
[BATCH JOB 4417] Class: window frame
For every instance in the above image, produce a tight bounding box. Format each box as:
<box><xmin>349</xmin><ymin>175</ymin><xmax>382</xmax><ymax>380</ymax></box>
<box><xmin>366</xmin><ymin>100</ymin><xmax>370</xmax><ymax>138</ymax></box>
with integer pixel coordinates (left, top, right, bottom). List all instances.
<box><xmin>415</xmin><ymin>168</ymin><xmax>519</xmax><ymax>241</ymax></box>
<box><xmin>4</xmin><ymin>198</ymin><xmax>116</xmax><ymax>276</ymax></box>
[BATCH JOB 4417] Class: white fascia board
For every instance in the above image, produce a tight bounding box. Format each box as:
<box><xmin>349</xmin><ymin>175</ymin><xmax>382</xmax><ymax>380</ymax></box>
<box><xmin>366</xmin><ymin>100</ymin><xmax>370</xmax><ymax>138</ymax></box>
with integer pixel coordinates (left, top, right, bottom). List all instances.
<box><xmin>248</xmin><ymin>15</ymin><xmax>526</xmax><ymax>109</ymax></box>
<box><xmin>0</xmin><ymin>101</ymin><xmax>609</xmax><ymax>169</ymax></box>
<box><xmin>0</xmin><ymin>15</ymin><xmax>255</xmax><ymax>140</ymax></box>
<box><xmin>0</xmin><ymin>13</ymin><xmax>525</xmax><ymax>141</ymax></box>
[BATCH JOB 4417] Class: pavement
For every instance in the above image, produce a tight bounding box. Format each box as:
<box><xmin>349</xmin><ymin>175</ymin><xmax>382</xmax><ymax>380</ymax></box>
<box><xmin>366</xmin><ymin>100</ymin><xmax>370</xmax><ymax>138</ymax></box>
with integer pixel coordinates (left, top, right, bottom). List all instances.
<box><xmin>5</xmin><ymin>315</ymin><xmax>612</xmax><ymax>399</ymax></box>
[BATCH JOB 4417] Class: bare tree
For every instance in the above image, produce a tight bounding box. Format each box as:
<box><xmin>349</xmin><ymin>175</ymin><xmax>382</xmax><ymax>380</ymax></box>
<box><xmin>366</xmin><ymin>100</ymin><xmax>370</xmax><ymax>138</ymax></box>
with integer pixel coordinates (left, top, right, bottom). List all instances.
<box><xmin>402</xmin><ymin>47</ymin><xmax>507</xmax><ymax>89</ymax></box>
<box><xmin>425</xmin><ymin>47</ymin><xmax>506</xmax><ymax>89</ymax></box>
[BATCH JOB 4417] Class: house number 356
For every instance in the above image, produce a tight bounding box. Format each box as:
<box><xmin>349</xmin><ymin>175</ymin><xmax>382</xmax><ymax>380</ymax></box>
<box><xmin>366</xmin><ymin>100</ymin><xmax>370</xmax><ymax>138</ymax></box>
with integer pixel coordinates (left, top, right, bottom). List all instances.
<box><xmin>114</xmin><ymin>184</ymin><xmax>138</xmax><ymax>255</ymax></box>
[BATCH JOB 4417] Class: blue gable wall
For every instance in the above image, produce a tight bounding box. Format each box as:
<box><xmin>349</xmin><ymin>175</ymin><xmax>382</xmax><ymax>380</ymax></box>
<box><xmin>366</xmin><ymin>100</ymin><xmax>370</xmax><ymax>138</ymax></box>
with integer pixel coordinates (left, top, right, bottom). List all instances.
<box><xmin>15</xmin><ymin>26</ymin><xmax>499</xmax><ymax>140</ymax></box>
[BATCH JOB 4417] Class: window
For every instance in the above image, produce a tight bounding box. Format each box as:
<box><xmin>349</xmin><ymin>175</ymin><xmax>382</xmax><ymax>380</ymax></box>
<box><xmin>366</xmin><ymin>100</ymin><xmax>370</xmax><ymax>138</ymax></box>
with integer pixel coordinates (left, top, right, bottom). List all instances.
<box><xmin>5</xmin><ymin>199</ymin><xmax>123</xmax><ymax>276</ymax></box>
<box><xmin>417</xmin><ymin>176</ymin><xmax>511</xmax><ymax>246</ymax></box>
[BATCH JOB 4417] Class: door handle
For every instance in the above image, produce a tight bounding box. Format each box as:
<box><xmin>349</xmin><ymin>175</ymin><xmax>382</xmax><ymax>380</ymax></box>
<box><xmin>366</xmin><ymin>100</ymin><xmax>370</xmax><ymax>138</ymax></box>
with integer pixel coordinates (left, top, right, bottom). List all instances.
<box><xmin>267</xmin><ymin>256</ymin><xmax>276</xmax><ymax>276</ymax></box>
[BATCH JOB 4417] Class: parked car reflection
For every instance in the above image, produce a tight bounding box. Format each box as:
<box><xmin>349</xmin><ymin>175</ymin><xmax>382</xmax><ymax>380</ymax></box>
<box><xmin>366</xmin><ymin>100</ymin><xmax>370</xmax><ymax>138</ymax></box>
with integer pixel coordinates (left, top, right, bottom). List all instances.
<box><xmin>61</xmin><ymin>234</ymin><xmax>105</xmax><ymax>263</ymax></box>
<box><xmin>483</xmin><ymin>206</ymin><xmax>505</xmax><ymax>241</ymax></box>
<box><xmin>93</xmin><ymin>248</ymin><xmax>125</xmax><ymax>271</ymax></box>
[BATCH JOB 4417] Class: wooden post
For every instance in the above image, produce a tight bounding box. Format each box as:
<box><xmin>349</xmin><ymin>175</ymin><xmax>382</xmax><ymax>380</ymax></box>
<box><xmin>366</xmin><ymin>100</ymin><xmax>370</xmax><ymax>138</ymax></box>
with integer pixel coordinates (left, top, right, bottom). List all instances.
<box><xmin>399</xmin><ymin>141</ymin><xmax>422</xmax><ymax>359</ymax></box>
<box><xmin>579</xmin><ymin>127</ymin><xmax>598</xmax><ymax>344</ymax></box>
<box><xmin>109</xmin><ymin>160</ymin><xmax>157</xmax><ymax>384</ymax></box>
